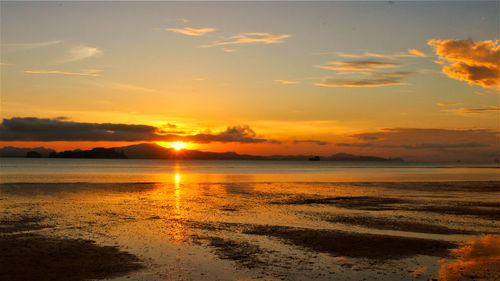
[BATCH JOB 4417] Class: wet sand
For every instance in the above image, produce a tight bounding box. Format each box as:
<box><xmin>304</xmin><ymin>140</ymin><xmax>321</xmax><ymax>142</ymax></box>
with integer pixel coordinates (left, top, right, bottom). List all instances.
<box><xmin>1</xmin><ymin>180</ymin><xmax>499</xmax><ymax>280</ymax></box>
<box><xmin>0</xmin><ymin>217</ymin><xmax>144</xmax><ymax>281</ymax></box>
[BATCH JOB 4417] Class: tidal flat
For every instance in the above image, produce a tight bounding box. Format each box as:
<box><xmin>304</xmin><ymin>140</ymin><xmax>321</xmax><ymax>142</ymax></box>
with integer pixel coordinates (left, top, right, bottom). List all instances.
<box><xmin>1</xmin><ymin>181</ymin><xmax>499</xmax><ymax>280</ymax></box>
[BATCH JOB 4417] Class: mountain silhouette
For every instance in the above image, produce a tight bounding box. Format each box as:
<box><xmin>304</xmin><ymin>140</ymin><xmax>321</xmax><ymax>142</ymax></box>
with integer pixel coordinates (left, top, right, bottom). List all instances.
<box><xmin>0</xmin><ymin>143</ymin><xmax>403</xmax><ymax>161</ymax></box>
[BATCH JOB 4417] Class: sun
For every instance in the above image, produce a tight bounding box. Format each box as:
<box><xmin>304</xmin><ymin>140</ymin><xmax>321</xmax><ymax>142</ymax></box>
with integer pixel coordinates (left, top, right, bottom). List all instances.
<box><xmin>169</xmin><ymin>141</ymin><xmax>188</xmax><ymax>151</ymax></box>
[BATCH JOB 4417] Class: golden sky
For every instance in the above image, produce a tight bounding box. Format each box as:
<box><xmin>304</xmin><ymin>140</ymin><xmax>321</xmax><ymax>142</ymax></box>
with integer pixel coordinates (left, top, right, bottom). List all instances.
<box><xmin>1</xmin><ymin>1</ymin><xmax>499</xmax><ymax>162</ymax></box>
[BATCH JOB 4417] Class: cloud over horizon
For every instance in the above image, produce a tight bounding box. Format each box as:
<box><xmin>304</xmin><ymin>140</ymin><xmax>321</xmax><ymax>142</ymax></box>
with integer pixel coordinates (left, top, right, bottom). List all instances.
<box><xmin>0</xmin><ymin>117</ymin><xmax>276</xmax><ymax>144</ymax></box>
<box><xmin>428</xmin><ymin>39</ymin><xmax>500</xmax><ymax>89</ymax></box>
<box><xmin>338</xmin><ymin>127</ymin><xmax>498</xmax><ymax>150</ymax></box>
<box><xmin>293</xmin><ymin>139</ymin><xmax>331</xmax><ymax>146</ymax></box>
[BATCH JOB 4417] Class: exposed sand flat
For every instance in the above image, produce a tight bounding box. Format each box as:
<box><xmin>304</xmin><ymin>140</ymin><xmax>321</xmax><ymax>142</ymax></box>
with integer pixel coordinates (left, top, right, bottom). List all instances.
<box><xmin>320</xmin><ymin>215</ymin><xmax>478</xmax><ymax>235</ymax></box>
<box><xmin>243</xmin><ymin>225</ymin><xmax>456</xmax><ymax>260</ymax></box>
<box><xmin>1</xmin><ymin>180</ymin><xmax>499</xmax><ymax>280</ymax></box>
<box><xmin>0</xmin><ymin>216</ymin><xmax>144</xmax><ymax>281</ymax></box>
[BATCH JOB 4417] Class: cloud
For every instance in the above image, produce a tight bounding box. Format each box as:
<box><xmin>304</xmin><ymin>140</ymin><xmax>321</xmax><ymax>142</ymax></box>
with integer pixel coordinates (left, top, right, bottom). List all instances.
<box><xmin>0</xmin><ymin>62</ymin><xmax>10</xmax><ymax>66</ymax></box>
<box><xmin>64</xmin><ymin>46</ymin><xmax>102</xmax><ymax>62</ymax></box>
<box><xmin>338</xmin><ymin>128</ymin><xmax>498</xmax><ymax>152</ymax></box>
<box><xmin>24</xmin><ymin>69</ymin><xmax>102</xmax><ymax>77</ymax></box>
<box><xmin>293</xmin><ymin>139</ymin><xmax>331</xmax><ymax>145</ymax></box>
<box><xmin>273</xmin><ymin>80</ymin><xmax>300</xmax><ymax>85</ymax></box>
<box><xmin>316</xmin><ymin>60</ymin><xmax>399</xmax><ymax>71</ymax></box>
<box><xmin>337</xmin><ymin>142</ymin><xmax>488</xmax><ymax>149</ymax></box>
<box><xmin>200</xmin><ymin>32</ymin><xmax>291</xmax><ymax>48</ymax></box>
<box><xmin>442</xmin><ymin>105</ymin><xmax>500</xmax><ymax>114</ymax></box>
<box><xmin>186</xmin><ymin>125</ymin><xmax>278</xmax><ymax>144</ymax></box>
<box><xmin>93</xmin><ymin>81</ymin><xmax>161</xmax><ymax>94</ymax></box>
<box><xmin>314</xmin><ymin>71</ymin><xmax>411</xmax><ymax>87</ymax></box>
<box><xmin>6</xmin><ymin>40</ymin><xmax>61</xmax><ymax>49</ymax></box>
<box><xmin>436</xmin><ymin>102</ymin><xmax>463</xmax><ymax>106</ymax></box>
<box><xmin>428</xmin><ymin>39</ymin><xmax>500</xmax><ymax>89</ymax></box>
<box><xmin>336</xmin><ymin>49</ymin><xmax>426</xmax><ymax>59</ymax></box>
<box><xmin>192</xmin><ymin>77</ymin><xmax>206</xmax><ymax>81</ymax></box>
<box><xmin>0</xmin><ymin>117</ymin><xmax>276</xmax><ymax>144</ymax></box>
<box><xmin>221</xmin><ymin>48</ymin><xmax>237</xmax><ymax>53</ymax></box>
<box><xmin>408</xmin><ymin>49</ymin><xmax>426</xmax><ymax>57</ymax></box>
<box><xmin>159</xmin><ymin>27</ymin><xmax>215</xmax><ymax>36</ymax></box>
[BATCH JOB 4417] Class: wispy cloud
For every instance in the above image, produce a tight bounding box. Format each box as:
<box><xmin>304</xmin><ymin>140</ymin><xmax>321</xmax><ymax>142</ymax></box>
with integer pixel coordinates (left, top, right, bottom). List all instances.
<box><xmin>428</xmin><ymin>39</ymin><xmax>500</xmax><ymax>89</ymax></box>
<box><xmin>95</xmin><ymin>81</ymin><xmax>161</xmax><ymax>94</ymax></box>
<box><xmin>315</xmin><ymin>71</ymin><xmax>411</xmax><ymax>87</ymax></box>
<box><xmin>293</xmin><ymin>139</ymin><xmax>331</xmax><ymax>145</ymax></box>
<box><xmin>436</xmin><ymin>102</ymin><xmax>463</xmax><ymax>106</ymax></box>
<box><xmin>221</xmin><ymin>48</ymin><xmax>237</xmax><ymax>53</ymax></box>
<box><xmin>442</xmin><ymin>105</ymin><xmax>500</xmax><ymax>114</ymax></box>
<box><xmin>0</xmin><ymin>62</ymin><xmax>10</xmax><ymax>66</ymax></box>
<box><xmin>336</xmin><ymin>49</ymin><xmax>426</xmax><ymax>59</ymax></box>
<box><xmin>338</xmin><ymin>128</ymin><xmax>497</xmax><ymax>150</ymax></box>
<box><xmin>316</xmin><ymin>60</ymin><xmax>399</xmax><ymax>71</ymax></box>
<box><xmin>200</xmin><ymin>32</ymin><xmax>291</xmax><ymax>48</ymax></box>
<box><xmin>273</xmin><ymin>80</ymin><xmax>300</xmax><ymax>85</ymax></box>
<box><xmin>158</xmin><ymin>27</ymin><xmax>216</xmax><ymax>36</ymax></box>
<box><xmin>24</xmin><ymin>69</ymin><xmax>102</xmax><ymax>77</ymax></box>
<box><xmin>337</xmin><ymin>141</ymin><xmax>488</xmax><ymax>149</ymax></box>
<box><xmin>6</xmin><ymin>40</ymin><xmax>61</xmax><ymax>49</ymax></box>
<box><xmin>64</xmin><ymin>46</ymin><xmax>103</xmax><ymax>62</ymax></box>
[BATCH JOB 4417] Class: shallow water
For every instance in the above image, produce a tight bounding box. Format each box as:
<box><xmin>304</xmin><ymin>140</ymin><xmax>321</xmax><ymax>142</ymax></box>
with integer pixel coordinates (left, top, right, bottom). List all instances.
<box><xmin>1</xmin><ymin>159</ymin><xmax>499</xmax><ymax>280</ymax></box>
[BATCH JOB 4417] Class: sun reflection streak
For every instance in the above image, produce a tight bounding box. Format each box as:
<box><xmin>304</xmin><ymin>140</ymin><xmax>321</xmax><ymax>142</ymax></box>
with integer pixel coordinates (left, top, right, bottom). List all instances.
<box><xmin>174</xmin><ymin>172</ymin><xmax>181</xmax><ymax>216</ymax></box>
<box><xmin>170</xmin><ymin>163</ymin><xmax>188</xmax><ymax>244</ymax></box>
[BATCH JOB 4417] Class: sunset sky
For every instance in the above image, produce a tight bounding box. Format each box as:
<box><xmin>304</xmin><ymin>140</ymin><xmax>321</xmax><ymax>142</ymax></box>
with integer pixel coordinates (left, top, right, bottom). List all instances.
<box><xmin>1</xmin><ymin>1</ymin><xmax>499</xmax><ymax>162</ymax></box>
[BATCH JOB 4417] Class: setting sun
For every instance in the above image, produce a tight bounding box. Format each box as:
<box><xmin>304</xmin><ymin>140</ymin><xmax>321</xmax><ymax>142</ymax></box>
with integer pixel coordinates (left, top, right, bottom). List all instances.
<box><xmin>169</xmin><ymin>142</ymin><xmax>188</xmax><ymax>151</ymax></box>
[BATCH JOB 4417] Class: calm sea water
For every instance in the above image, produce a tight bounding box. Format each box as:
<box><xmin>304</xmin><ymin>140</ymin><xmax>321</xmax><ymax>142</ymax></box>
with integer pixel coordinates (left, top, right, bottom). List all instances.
<box><xmin>1</xmin><ymin>158</ymin><xmax>499</xmax><ymax>183</ymax></box>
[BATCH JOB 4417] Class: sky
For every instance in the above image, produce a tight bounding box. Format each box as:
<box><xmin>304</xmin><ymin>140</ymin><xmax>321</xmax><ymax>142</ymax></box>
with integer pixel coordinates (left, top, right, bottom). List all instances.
<box><xmin>1</xmin><ymin>1</ymin><xmax>499</xmax><ymax>162</ymax></box>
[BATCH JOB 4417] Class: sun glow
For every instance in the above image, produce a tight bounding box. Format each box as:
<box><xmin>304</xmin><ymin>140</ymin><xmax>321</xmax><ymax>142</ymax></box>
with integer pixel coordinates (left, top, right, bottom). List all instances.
<box><xmin>169</xmin><ymin>141</ymin><xmax>188</xmax><ymax>151</ymax></box>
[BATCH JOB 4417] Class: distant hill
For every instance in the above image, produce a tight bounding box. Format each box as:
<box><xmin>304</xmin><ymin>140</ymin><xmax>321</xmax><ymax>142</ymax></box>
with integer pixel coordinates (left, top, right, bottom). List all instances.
<box><xmin>0</xmin><ymin>146</ymin><xmax>55</xmax><ymax>157</ymax></box>
<box><xmin>114</xmin><ymin>143</ymin><xmax>265</xmax><ymax>160</ymax></box>
<box><xmin>0</xmin><ymin>143</ymin><xmax>403</xmax><ymax>161</ymax></box>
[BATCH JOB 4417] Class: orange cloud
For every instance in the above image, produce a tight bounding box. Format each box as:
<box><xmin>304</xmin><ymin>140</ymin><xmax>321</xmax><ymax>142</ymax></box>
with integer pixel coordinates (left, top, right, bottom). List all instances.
<box><xmin>442</xmin><ymin>105</ymin><xmax>500</xmax><ymax>114</ymax></box>
<box><xmin>273</xmin><ymin>80</ymin><xmax>300</xmax><ymax>85</ymax></box>
<box><xmin>408</xmin><ymin>48</ymin><xmax>426</xmax><ymax>57</ymax></box>
<box><xmin>428</xmin><ymin>39</ymin><xmax>500</xmax><ymax>89</ymax></box>
<box><xmin>317</xmin><ymin>60</ymin><xmax>399</xmax><ymax>71</ymax></box>
<box><xmin>24</xmin><ymin>69</ymin><xmax>102</xmax><ymax>77</ymax></box>
<box><xmin>336</xmin><ymin>49</ymin><xmax>426</xmax><ymax>59</ymax></box>
<box><xmin>200</xmin><ymin>32</ymin><xmax>290</xmax><ymax>47</ymax></box>
<box><xmin>161</xmin><ymin>27</ymin><xmax>215</xmax><ymax>36</ymax></box>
